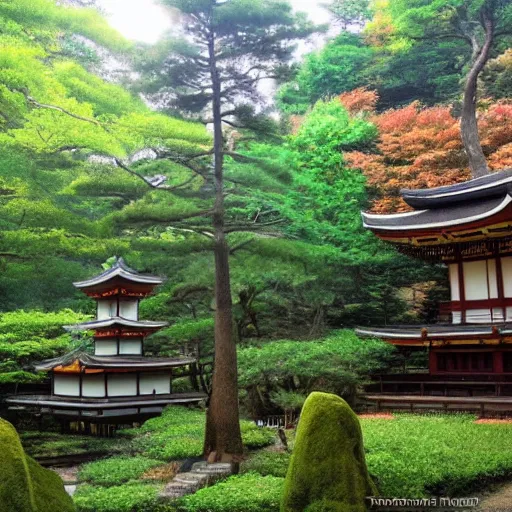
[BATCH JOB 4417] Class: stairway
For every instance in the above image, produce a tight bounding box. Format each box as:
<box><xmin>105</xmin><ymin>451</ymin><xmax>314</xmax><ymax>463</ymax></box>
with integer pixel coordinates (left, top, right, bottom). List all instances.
<box><xmin>160</xmin><ymin>462</ymin><xmax>233</xmax><ymax>499</ymax></box>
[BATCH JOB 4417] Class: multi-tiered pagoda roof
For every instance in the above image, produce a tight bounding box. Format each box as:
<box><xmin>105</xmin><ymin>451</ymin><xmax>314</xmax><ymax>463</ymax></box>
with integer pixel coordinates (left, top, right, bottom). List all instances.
<box><xmin>7</xmin><ymin>258</ymin><xmax>206</xmax><ymax>427</ymax></box>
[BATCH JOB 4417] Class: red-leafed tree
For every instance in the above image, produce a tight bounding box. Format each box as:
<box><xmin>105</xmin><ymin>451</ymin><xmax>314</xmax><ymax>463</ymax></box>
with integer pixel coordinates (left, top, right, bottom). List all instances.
<box><xmin>344</xmin><ymin>97</ymin><xmax>512</xmax><ymax>213</ymax></box>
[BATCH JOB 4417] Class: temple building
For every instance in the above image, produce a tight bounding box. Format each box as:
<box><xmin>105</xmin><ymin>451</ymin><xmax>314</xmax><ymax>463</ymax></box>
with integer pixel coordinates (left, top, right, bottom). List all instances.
<box><xmin>356</xmin><ymin>171</ymin><xmax>512</xmax><ymax>413</ymax></box>
<box><xmin>7</xmin><ymin>258</ymin><xmax>205</xmax><ymax>431</ymax></box>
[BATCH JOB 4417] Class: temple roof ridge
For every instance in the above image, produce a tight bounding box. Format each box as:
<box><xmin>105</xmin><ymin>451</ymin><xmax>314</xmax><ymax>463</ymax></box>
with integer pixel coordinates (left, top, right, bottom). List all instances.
<box><xmin>400</xmin><ymin>168</ymin><xmax>512</xmax><ymax>209</ymax></box>
<box><xmin>63</xmin><ymin>316</ymin><xmax>169</xmax><ymax>331</ymax></box>
<box><xmin>73</xmin><ymin>256</ymin><xmax>164</xmax><ymax>289</ymax></box>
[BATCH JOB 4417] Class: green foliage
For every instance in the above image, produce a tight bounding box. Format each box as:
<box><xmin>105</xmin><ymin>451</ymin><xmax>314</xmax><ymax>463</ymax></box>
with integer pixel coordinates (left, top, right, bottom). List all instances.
<box><xmin>127</xmin><ymin>406</ymin><xmax>274</xmax><ymax>461</ymax></box>
<box><xmin>21</xmin><ymin>431</ymin><xmax>130</xmax><ymax>459</ymax></box>
<box><xmin>277</xmin><ymin>34</ymin><xmax>372</xmax><ymax>114</ymax></box>
<box><xmin>281</xmin><ymin>392</ymin><xmax>376</xmax><ymax>512</ymax></box>
<box><xmin>78</xmin><ymin>456</ymin><xmax>163</xmax><ymax>487</ymax></box>
<box><xmin>241</xmin><ymin>451</ymin><xmax>291</xmax><ymax>478</ymax></box>
<box><xmin>74</xmin><ymin>482</ymin><xmax>160</xmax><ymax>512</ymax></box>
<box><xmin>0</xmin><ymin>419</ymin><xmax>75</xmax><ymax>512</ymax></box>
<box><xmin>0</xmin><ymin>309</ymin><xmax>90</xmax><ymax>384</ymax></box>
<box><xmin>238</xmin><ymin>331</ymin><xmax>394</xmax><ymax>406</ymax></box>
<box><xmin>362</xmin><ymin>414</ymin><xmax>512</xmax><ymax>498</ymax></box>
<box><xmin>178</xmin><ymin>473</ymin><xmax>284</xmax><ymax>512</ymax></box>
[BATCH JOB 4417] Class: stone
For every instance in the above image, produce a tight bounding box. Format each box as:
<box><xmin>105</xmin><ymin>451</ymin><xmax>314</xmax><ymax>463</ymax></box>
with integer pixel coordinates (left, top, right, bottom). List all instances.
<box><xmin>0</xmin><ymin>419</ymin><xmax>75</xmax><ymax>512</ymax></box>
<box><xmin>281</xmin><ymin>392</ymin><xmax>377</xmax><ymax>512</ymax></box>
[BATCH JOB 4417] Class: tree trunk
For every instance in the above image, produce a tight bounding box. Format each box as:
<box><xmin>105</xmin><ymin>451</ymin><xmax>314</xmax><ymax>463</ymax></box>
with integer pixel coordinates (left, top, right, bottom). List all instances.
<box><xmin>461</xmin><ymin>13</ymin><xmax>494</xmax><ymax>178</ymax></box>
<box><xmin>203</xmin><ymin>30</ymin><xmax>243</xmax><ymax>463</ymax></box>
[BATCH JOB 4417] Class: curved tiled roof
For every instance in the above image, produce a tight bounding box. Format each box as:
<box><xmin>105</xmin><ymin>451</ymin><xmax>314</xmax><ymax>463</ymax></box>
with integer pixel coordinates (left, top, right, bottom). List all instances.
<box><xmin>401</xmin><ymin>169</ymin><xmax>512</xmax><ymax>209</ymax></box>
<box><xmin>362</xmin><ymin>195</ymin><xmax>511</xmax><ymax>232</ymax></box>
<box><xmin>63</xmin><ymin>316</ymin><xmax>168</xmax><ymax>331</ymax></box>
<box><xmin>73</xmin><ymin>257</ymin><xmax>164</xmax><ymax>288</ymax></box>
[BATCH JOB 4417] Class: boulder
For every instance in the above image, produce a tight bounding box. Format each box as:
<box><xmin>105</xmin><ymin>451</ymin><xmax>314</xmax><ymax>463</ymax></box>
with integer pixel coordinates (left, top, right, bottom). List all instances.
<box><xmin>281</xmin><ymin>392</ymin><xmax>377</xmax><ymax>512</ymax></box>
<box><xmin>0</xmin><ymin>418</ymin><xmax>75</xmax><ymax>512</ymax></box>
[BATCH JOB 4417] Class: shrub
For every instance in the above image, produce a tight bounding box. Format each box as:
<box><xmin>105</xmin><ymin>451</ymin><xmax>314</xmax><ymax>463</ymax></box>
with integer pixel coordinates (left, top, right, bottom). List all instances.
<box><xmin>178</xmin><ymin>473</ymin><xmax>284</xmax><ymax>512</ymax></box>
<box><xmin>241</xmin><ymin>450</ymin><xmax>291</xmax><ymax>478</ymax></box>
<box><xmin>78</xmin><ymin>456</ymin><xmax>163</xmax><ymax>487</ymax></box>
<box><xmin>74</xmin><ymin>482</ymin><xmax>160</xmax><ymax>512</ymax></box>
<box><xmin>240</xmin><ymin>421</ymin><xmax>276</xmax><ymax>449</ymax></box>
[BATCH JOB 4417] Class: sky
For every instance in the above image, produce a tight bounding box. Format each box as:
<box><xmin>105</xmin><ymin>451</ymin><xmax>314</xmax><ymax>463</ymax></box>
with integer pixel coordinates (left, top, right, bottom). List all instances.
<box><xmin>99</xmin><ymin>0</ymin><xmax>332</xmax><ymax>44</ymax></box>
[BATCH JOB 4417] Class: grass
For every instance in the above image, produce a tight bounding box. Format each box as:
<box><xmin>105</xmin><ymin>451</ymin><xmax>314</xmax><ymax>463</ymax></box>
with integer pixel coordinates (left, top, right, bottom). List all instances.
<box><xmin>361</xmin><ymin>413</ymin><xmax>512</xmax><ymax>498</ymax></box>
<box><xmin>21</xmin><ymin>431</ymin><xmax>131</xmax><ymax>459</ymax></box>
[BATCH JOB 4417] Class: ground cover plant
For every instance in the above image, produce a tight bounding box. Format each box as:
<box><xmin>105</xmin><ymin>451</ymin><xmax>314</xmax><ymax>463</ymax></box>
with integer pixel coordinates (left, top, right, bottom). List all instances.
<box><xmin>71</xmin><ymin>410</ymin><xmax>512</xmax><ymax>512</ymax></box>
<box><xmin>21</xmin><ymin>431</ymin><xmax>130</xmax><ymax>459</ymax></box>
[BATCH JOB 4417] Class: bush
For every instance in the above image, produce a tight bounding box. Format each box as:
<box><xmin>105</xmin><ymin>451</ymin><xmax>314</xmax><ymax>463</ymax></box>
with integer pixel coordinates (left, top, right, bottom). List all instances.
<box><xmin>78</xmin><ymin>456</ymin><xmax>163</xmax><ymax>487</ymax></box>
<box><xmin>178</xmin><ymin>473</ymin><xmax>284</xmax><ymax>512</ymax></box>
<box><xmin>240</xmin><ymin>421</ymin><xmax>276</xmax><ymax>449</ymax></box>
<box><xmin>74</xmin><ymin>482</ymin><xmax>160</xmax><ymax>512</ymax></box>
<box><xmin>241</xmin><ymin>450</ymin><xmax>291</xmax><ymax>478</ymax></box>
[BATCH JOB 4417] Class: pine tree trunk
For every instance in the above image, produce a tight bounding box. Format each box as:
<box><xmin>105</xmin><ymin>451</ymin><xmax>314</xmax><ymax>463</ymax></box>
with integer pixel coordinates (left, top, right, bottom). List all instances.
<box><xmin>203</xmin><ymin>29</ymin><xmax>243</xmax><ymax>463</ymax></box>
<box><xmin>461</xmin><ymin>14</ymin><xmax>494</xmax><ymax>179</ymax></box>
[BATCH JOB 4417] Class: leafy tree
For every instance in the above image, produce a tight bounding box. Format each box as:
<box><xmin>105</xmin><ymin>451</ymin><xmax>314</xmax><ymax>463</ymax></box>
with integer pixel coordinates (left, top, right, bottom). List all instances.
<box><xmin>387</xmin><ymin>0</ymin><xmax>512</xmax><ymax>177</ymax></box>
<box><xmin>325</xmin><ymin>0</ymin><xmax>372</xmax><ymax>30</ymax></box>
<box><xmin>344</xmin><ymin>97</ymin><xmax>512</xmax><ymax>212</ymax></box>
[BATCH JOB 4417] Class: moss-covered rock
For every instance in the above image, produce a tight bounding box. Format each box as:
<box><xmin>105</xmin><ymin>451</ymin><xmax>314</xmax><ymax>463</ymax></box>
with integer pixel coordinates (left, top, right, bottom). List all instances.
<box><xmin>281</xmin><ymin>392</ymin><xmax>377</xmax><ymax>512</ymax></box>
<box><xmin>0</xmin><ymin>418</ymin><xmax>75</xmax><ymax>512</ymax></box>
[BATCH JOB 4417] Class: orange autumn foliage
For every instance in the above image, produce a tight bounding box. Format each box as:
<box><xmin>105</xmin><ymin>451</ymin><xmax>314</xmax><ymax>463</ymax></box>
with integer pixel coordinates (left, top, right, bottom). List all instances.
<box><xmin>344</xmin><ymin>94</ymin><xmax>512</xmax><ymax>213</ymax></box>
<box><xmin>339</xmin><ymin>88</ymin><xmax>379</xmax><ymax>115</ymax></box>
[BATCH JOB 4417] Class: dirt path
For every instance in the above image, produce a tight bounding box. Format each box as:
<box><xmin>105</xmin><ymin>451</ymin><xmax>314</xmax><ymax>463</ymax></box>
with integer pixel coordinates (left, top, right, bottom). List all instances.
<box><xmin>476</xmin><ymin>481</ymin><xmax>512</xmax><ymax>511</ymax></box>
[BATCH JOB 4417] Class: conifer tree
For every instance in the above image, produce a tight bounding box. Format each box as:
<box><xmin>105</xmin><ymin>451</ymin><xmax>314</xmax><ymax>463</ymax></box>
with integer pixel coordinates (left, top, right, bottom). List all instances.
<box><xmin>135</xmin><ymin>0</ymin><xmax>317</xmax><ymax>462</ymax></box>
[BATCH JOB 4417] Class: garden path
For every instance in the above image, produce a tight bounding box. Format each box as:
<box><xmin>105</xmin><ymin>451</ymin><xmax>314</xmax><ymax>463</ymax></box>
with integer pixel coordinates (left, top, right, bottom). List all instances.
<box><xmin>476</xmin><ymin>481</ymin><xmax>512</xmax><ymax>511</ymax></box>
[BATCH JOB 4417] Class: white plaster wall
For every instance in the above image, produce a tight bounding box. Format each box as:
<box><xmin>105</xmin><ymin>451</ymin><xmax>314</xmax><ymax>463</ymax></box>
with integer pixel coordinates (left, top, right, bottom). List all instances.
<box><xmin>466</xmin><ymin>308</ymin><xmax>492</xmax><ymax>323</ymax></box>
<box><xmin>487</xmin><ymin>259</ymin><xmax>499</xmax><ymax>299</ymax></box>
<box><xmin>506</xmin><ymin>306</ymin><xmax>512</xmax><ymax>321</ymax></box>
<box><xmin>95</xmin><ymin>339</ymin><xmax>118</xmax><ymax>356</ymax></box>
<box><xmin>463</xmin><ymin>260</ymin><xmax>489</xmax><ymax>300</ymax></box>
<box><xmin>502</xmin><ymin>257</ymin><xmax>512</xmax><ymax>297</ymax></box>
<box><xmin>449</xmin><ymin>264</ymin><xmax>460</xmax><ymax>301</ymax></box>
<box><xmin>139</xmin><ymin>372</ymin><xmax>171</xmax><ymax>395</ymax></box>
<box><xmin>120</xmin><ymin>300</ymin><xmax>138</xmax><ymax>320</ymax></box>
<box><xmin>107</xmin><ymin>373</ymin><xmax>137</xmax><ymax>396</ymax></box>
<box><xmin>82</xmin><ymin>374</ymin><xmax>105</xmax><ymax>397</ymax></box>
<box><xmin>97</xmin><ymin>300</ymin><xmax>117</xmax><ymax>320</ymax></box>
<box><xmin>54</xmin><ymin>374</ymin><xmax>80</xmax><ymax>396</ymax></box>
<box><xmin>492</xmin><ymin>307</ymin><xmax>505</xmax><ymax>322</ymax></box>
<box><xmin>452</xmin><ymin>311</ymin><xmax>462</xmax><ymax>324</ymax></box>
<box><xmin>119</xmin><ymin>339</ymin><xmax>142</xmax><ymax>355</ymax></box>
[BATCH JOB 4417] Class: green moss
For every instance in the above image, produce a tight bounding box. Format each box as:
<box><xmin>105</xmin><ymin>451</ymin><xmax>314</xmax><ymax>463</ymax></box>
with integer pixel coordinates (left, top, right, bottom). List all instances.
<box><xmin>281</xmin><ymin>392</ymin><xmax>376</xmax><ymax>512</ymax></box>
<box><xmin>0</xmin><ymin>419</ymin><xmax>75</xmax><ymax>512</ymax></box>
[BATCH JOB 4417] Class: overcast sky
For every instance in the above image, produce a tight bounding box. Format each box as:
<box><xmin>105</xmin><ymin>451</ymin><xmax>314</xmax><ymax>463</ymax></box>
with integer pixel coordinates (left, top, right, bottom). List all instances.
<box><xmin>99</xmin><ymin>0</ymin><xmax>332</xmax><ymax>44</ymax></box>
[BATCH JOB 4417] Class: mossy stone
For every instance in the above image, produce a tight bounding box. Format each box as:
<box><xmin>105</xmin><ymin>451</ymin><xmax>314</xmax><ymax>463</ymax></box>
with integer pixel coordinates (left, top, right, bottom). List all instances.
<box><xmin>281</xmin><ymin>392</ymin><xmax>377</xmax><ymax>512</ymax></box>
<box><xmin>0</xmin><ymin>418</ymin><xmax>75</xmax><ymax>512</ymax></box>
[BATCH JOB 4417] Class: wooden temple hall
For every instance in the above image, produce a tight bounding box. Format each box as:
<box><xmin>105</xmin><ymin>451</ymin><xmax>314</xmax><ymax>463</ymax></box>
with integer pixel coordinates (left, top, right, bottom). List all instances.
<box><xmin>356</xmin><ymin>170</ymin><xmax>512</xmax><ymax>415</ymax></box>
<box><xmin>7</xmin><ymin>258</ymin><xmax>205</xmax><ymax>433</ymax></box>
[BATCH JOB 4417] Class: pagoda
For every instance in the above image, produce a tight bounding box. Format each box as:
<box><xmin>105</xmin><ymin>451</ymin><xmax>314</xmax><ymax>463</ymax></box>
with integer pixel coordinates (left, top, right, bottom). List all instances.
<box><xmin>7</xmin><ymin>258</ymin><xmax>205</xmax><ymax>431</ymax></box>
<box><xmin>356</xmin><ymin>171</ymin><xmax>512</xmax><ymax>412</ymax></box>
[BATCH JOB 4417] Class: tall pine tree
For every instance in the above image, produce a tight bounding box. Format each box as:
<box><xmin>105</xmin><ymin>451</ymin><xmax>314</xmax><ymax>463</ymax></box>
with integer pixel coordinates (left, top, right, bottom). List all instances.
<box><xmin>135</xmin><ymin>0</ymin><xmax>318</xmax><ymax>462</ymax></box>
